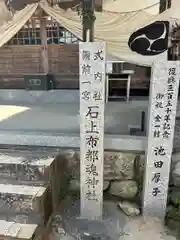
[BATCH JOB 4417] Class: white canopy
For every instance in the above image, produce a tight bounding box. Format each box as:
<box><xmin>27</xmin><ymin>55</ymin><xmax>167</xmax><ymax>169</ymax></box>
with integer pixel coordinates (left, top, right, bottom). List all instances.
<box><xmin>41</xmin><ymin>1</ymin><xmax>178</xmax><ymax>66</ymax></box>
<box><xmin>0</xmin><ymin>0</ymin><xmax>179</xmax><ymax>67</ymax></box>
<box><xmin>103</xmin><ymin>0</ymin><xmax>160</xmax><ymax>14</ymax></box>
<box><xmin>0</xmin><ymin>3</ymin><xmax>38</xmax><ymax>48</ymax></box>
<box><xmin>0</xmin><ymin>0</ymin><xmax>12</xmax><ymax>25</ymax></box>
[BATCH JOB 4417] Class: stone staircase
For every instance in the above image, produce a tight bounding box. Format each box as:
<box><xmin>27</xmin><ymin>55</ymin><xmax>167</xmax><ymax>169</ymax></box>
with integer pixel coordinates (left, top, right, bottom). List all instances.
<box><xmin>0</xmin><ymin>149</ymin><xmax>68</xmax><ymax>240</ymax></box>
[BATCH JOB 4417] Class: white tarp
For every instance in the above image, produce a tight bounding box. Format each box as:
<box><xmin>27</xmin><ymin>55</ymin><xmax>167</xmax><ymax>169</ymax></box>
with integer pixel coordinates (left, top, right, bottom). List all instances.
<box><xmin>0</xmin><ymin>0</ymin><xmax>179</xmax><ymax>67</ymax></box>
<box><xmin>103</xmin><ymin>0</ymin><xmax>160</xmax><ymax>14</ymax></box>
<box><xmin>40</xmin><ymin>2</ymin><xmax>171</xmax><ymax>66</ymax></box>
<box><xmin>0</xmin><ymin>3</ymin><xmax>38</xmax><ymax>48</ymax></box>
<box><xmin>0</xmin><ymin>0</ymin><xmax>12</xmax><ymax>25</ymax></box>
<box><xmin>40</xmin><ymin>0</ymin><xmax>180</xmax><ymax>66</ymax></box>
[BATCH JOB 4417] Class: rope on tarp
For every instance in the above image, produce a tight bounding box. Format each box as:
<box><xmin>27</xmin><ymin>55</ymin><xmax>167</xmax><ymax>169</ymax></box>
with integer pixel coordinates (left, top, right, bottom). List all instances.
<box><xmin>103</xmin><ymin>1</ymin><xmax>160</xmax><ymax>13</ymax></box>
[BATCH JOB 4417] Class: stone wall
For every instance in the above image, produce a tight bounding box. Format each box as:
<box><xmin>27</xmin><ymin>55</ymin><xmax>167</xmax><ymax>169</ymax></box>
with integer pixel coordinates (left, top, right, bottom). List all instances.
<box><xmin>46</xmin><ymin>148</ymin><xmax>180</xmax><ymax>238</ymax></box>
<box><xmin>58</xmin><ymin>149</ymin><xmax>144</xmax><ymax>216</ymax></box>
<box><xmin>56</xmin><ymin>149</ymin><xmax>180</xmax><ymax>219</ymax></box>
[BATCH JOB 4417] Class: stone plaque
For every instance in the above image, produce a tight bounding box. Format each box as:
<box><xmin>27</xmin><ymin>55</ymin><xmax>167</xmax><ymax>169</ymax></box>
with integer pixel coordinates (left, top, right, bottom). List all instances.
<box><xmin>79</xmin><ymin>42</ymin><xmax>106</xmax><ymax>220</ymax></box>
<box><xmin>143</xmin><ymin>61</ymin><xmax>180</xmax><ymax>218</ymax></box>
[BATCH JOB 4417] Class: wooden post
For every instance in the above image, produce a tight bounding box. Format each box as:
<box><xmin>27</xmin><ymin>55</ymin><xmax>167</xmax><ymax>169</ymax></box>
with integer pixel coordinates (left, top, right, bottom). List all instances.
<box><xmin>159</xmin><ymin>0</ymin><xmax>173</xmax><ymax>61</ymax></box>
<box><xmin>82</xmin><ymin>0</ymin><xmax>94</xmax><ymax>42</ymax></box>
<box><xmin>40</xmin><ymin>12</ymin><xmax>49</xmax><ymax>73</ymax></box>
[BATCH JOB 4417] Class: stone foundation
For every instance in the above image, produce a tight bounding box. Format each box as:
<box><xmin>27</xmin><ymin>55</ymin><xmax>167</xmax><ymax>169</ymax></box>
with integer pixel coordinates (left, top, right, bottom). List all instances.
<box><xmin>0</xmin><ymin>146</ymin><xmax>180</xmax><ymax>239</ymax></box>
<box><xmin>55</xmin><ymin>149</ymin><xmax>180</xmax><ymax>225</ymax></box>
<box><xmin>61</xmin><ymin>150</ymin><xmax>144</xmax><ymax>200</ymax></box>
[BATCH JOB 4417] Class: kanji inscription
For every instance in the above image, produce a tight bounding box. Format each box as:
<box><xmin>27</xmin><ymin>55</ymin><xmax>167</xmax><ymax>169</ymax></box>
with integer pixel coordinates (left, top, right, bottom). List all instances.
<box><xmin>143</xmin><ymin>61</ymin><xmax>180</xmax><ymax>218</ymax></box>
<box><xmin>79</xmin><ymin>42</ymin><xmax>106</xmax><ymax>220</ymax></box>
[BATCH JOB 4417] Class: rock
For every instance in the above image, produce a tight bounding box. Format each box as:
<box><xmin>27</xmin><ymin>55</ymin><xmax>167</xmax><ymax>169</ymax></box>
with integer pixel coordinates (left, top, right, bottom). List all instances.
<box><xmin>0</xmin><ymin>220</ymin><xmax>40</xmax><ymax>240</ymax></box>
<box><xmin>63</xmin><ymin>151</ymin><xmax>145</xmax><ymax>181</ymax></box>
<box><xmin>64</xmin><ymin>150</ymin><xmax>79</xmax><ymax>179</ymax></box>
<box><xmin>104</xmin><ymin>153</ymin><xmax>136</xmax><ymax>180</ymax></box>
<box><xmin>169</xmin><ymin>152</ymin><xmax>180</xmax><ymax>185</ymax></box>
<box><xmin>109</xmin><ymin>180</ymin><xmax>138</xmax><ymax>198</ymax></box>
<box><xmin>117</xmin><ymin>201</ymin><xmax>140</xmax><ymax>216</ymax></box>
<box><xmin>134</xmin><ymin>154</ymin><xmax>145</xmax><ymax>181</ymax></box>
<box><xmin>69</xmin><ymin>179</ymin><xmax>110</xmax><ymax>192</ymax></box>
<box><xmin>171</xmin><ymin>153</ymin><xmax>180</xmax><ymax>173</ymax></box>
<box><xmin>172</xmin><ymin>152</ymin><xmax>180</xmax><ymax>166</ymax></box>
<box><xmin>166</xmin><ymin>205</ymin><xmax>179</xmax><ymax>220</ymax></box>
<box><xmin>69</xmin><ymin>179</ymin><xmax>80</xmax><ymax>192</ymax></box>
<box><xmin>103</xmin><ymin>181</ymin><xmax>110</xmax><ymax>191</ymax></box>
<box><xmin>172</xmin><ymin>161</ymin><xmax>180</xmax><ymax>186</ymax></box>
<box><xmin>169</xmin><ymin>187</ymin><xmax>180</xmax><ymax>205</ymax></box>
<box><xmin>49</xmin><ymin>214</ymin><xmax>67</xmax><ymax>240</ymax></box>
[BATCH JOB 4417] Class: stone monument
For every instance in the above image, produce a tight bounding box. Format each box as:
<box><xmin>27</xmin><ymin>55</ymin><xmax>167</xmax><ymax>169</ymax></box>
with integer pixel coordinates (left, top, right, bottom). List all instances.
<box><xmin>79</xmin><ymin>42</ymin><xmax>106</xmax><ymax>220</ymax></box>
<box><xmin>143</xmin><ymin>60</ymin><xmax>180</xmax><ymax>218</ymax></box>
<box><xmin>55</xmin><ymin>42</ymin><xmax>127</xmax><ymax>240</ymax></box>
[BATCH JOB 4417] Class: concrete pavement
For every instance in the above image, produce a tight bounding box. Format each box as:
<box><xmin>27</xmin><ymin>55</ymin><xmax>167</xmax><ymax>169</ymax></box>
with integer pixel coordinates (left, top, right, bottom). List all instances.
<box><xmin>0</xmin><ymin>100</ymin><xmax>179</xmax><ymax>149</ymax></box>
<box><xmin>0</xmin><ymin>102</ymin><xmax>147</xmax><ymax>135</ymax></box>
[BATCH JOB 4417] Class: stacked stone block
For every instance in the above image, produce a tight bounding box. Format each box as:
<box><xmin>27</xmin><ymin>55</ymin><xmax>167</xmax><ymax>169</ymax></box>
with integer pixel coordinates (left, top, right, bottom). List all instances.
<box><xmin>0</xmin><ymin>151</ymin><xmax>68</xmax><ymax>240</ymax></box>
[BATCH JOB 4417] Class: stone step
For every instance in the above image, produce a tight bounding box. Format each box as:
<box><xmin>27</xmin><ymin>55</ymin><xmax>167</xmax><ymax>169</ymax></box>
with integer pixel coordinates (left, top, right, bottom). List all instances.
<box><xmin>0</xmin><ymin>152</ymin><xmax>55</xmax><ymax>185</ymax></box>
<box><xmin>0</xmin><ymin>220</ymin><xmax>39</xmax><ymax>240</ymax></box>
<box><xmin>0</xmin><ymin>184</ymin><xmax>51</xmax><ymax>224</ymax></box>
<box><xmin>0</xmin><ymin>151</ymin><xmax>62</xmax><ymax>212</ymax></box>
<box><xmin>0</xmin><ymin>213</ymin><xmax>42</xmax><ymax>225</ymax></box>
<box><xmin>0</xmin><ymin>151</ymin><xmax>69</xmax><ymax>212</ymax></box>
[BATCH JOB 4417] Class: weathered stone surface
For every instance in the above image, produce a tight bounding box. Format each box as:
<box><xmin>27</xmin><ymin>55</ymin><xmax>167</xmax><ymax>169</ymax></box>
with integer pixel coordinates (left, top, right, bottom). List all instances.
<box><xmin>49</xmin><ymin>214</ymin><xmax>66</xmax><ymax>239</ymax></box>
<box><xmin>65</xmin><ymin>150</ymin><xmax>144</xmax><ymax>180</ymax></box>
<box><xmin>63</xmin><ymin>150</ymin><xmax>79</xmax><ymax>179</ymax></box>
<box><xmin>117</xmin><ymin>201</ymin><xmax>140</xmax><ymax>216</ymax></box>
<box><xmin>169</xmin><ymin>187</ymin><xmax>180</xmax><ymax>205</ymax></box>
<box><xmin>109</xmin><ymin>180</ymin><xmax>138</xmax><ymax>198</ymax></box>
<box><xmin>0</xmin><ymin>220</ymin><xmax>39</xmax><ymax>240</ymax></box>
<box><xmin>166</xmin><ymin>205</ymin><xmax>179</xmax><ymax>220</ymax></box>
<box><xmin>69</xmin><ymin>179</ymin><xmax>110</xmax><ymax>192</ymax></box>
<box><xmin>171</xmin><ymin>152</ymin><xmax>180</xmax><ymax>167</ymax></box>
<box><xmin>134</xmin><ymin>154</ymin><xmax>145</xmax><ymax>181</ymax></box>
<box><xmin>0</xmin><ymin>152</ymin><xmax>55</xmax><ymax>185</ymax></box>
<box><xmin>165</xmin><ymin>205</ymin><xmax>180</xmax><ymax>232</ymax></box>
<box><xmin>69</xmin><ymin>179</ymin><xmax>80</xmax><ymax>192</ymax></box>
<box><xmin>0</xmin><ymin>151</ymin><xmax>69</xmax><ymax>213</ymax></box>
<box><xmin>0</xmin><ymin>184</ymin><xmax>49</xmax><ymax>223</ymax></box>
<box><xmin>0</xmin><ymin>213</ymin><xmax>42</xmax><ymax>225</ymax></box>
<box><xmin>172</xmin><ymin>161</ymin><xmax>180</xmax><ymax>186</ymax></box>
<box><xmin>104</xmin><ymin>152</ymin><xmax>136</xmax><ymax>180</ymax></box>
<box><xmin>103</xmin><ymin>181</ymin><xmax>110</xmax><ymax>191</ymax></box>
<box><xmin>53</xmin><ymin>153</ymin><xmax>70</xmax><ymax>211</ymax></box>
